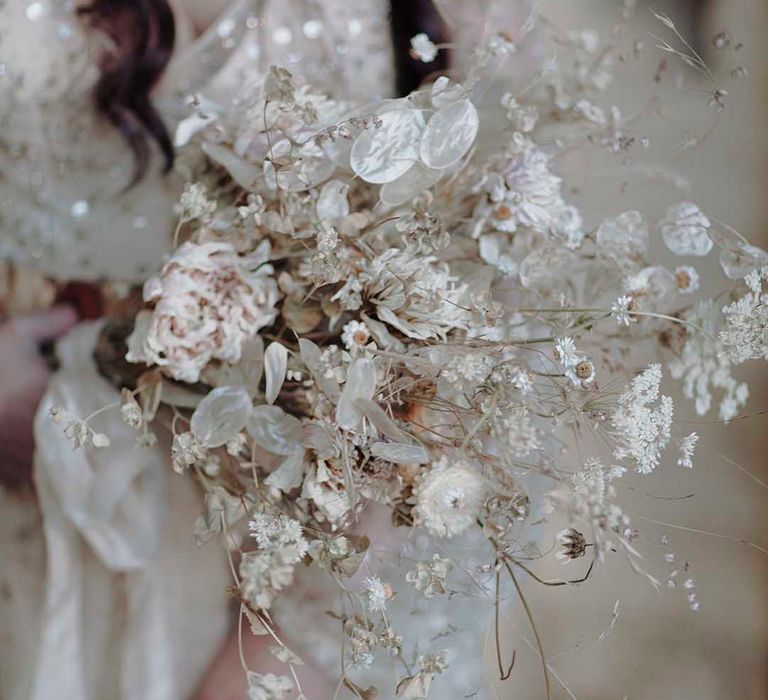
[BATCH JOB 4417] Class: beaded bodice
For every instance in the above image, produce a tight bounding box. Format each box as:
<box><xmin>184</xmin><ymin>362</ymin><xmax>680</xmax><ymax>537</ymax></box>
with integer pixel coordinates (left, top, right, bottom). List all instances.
<box><xmin>0</xmin><ymin>0</ymin><xmax>394</xmax><ymax>282</ymax></box>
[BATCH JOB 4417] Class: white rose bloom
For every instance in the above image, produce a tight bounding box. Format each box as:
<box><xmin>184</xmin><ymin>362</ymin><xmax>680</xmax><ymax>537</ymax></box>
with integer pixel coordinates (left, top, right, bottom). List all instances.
<box><xmin>414</xmin><ymin>458</ymin><xmax>487</xmax><ymax>538</ymax></box>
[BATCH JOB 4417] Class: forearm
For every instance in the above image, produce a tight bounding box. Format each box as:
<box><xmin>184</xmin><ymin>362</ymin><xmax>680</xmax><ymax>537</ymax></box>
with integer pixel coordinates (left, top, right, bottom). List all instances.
<box><xmin>192</xmin><ymin>614</ymin><xmax>333</xmax><ymax>700</ymax></box>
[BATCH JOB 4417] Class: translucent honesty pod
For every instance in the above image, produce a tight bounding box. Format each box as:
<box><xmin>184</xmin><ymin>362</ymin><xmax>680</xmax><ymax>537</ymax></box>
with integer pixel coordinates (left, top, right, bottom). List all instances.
<box><xmin>316</xmin><ymin>179</ymin><xmax>350</xmax><ymax>220</ymax></box>
<box><xmin>519</xmin><ymin>246</ymin><xmax>579</xmax><ymax>289</ymax></box>
<box><xmin>419</xmin><ymin>99</ymin><xmax>479</xmax><ymax>170</ymax></box>
<box><xmin>596</xmin><ymin>210</ymin><xmax>649</xmax><ymax>258</ymax></box>
<box><xmin>659</xmin><ymin>202</ymin><xmax>713</xmax><ymax>257</ymax></box>
<box><xmin>191</xmin><ymin>385</ymin><xmax>253</xmax><ymax>447</ymax></box>
<box><xmin>350</xmin><ymin>109</ymin><xmax>425</xmax><ymax>184</ymax></box>
<box><xmin>380</xmin><ymin>163</ymin><xmax>443</xmax><ymax>206</ymax></box>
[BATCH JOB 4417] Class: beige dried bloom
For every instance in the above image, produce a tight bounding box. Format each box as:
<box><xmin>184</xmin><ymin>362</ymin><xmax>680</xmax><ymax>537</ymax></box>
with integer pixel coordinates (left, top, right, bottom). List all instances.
<box><xmin>127</xmin><ymin>241</ymin><xmax>278</xmax><ymax>382</ymax></box>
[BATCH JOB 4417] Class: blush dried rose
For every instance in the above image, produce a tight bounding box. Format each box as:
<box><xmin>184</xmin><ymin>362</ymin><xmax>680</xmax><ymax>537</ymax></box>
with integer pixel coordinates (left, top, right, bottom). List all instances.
<box><xmin>127</xmin><ymin>241</ymin><xmax>278</xmax><ymax>382</ymax></box>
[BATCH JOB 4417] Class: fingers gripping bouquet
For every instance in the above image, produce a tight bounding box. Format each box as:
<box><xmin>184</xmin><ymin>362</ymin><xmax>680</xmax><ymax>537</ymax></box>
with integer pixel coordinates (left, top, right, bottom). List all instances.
<box><xmin>59</xmin><ymin>10</ymin><xmax>766</xmax><ymax>699</ymax></box>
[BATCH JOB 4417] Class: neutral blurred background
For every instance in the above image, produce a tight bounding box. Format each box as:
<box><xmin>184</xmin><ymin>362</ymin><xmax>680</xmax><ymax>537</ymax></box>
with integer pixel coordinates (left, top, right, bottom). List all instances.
<box><xmin>491</xmin><ymin>0</ymin><xmax>768</xmax><ymax>698</ymax></box>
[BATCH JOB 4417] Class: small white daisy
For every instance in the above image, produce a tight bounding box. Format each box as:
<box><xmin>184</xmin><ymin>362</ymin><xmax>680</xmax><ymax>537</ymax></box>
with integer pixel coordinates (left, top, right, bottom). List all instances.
<box><xmin>674</xmin><ymin>266</ymin><xmax>700</xmax><ymax>294</ymax></box>
<box><xmin>611</xmin><ymin>295</ymin><xmax>637</xmax><ymax>326</ymax></box>
<box><xmin>341</xmin><ymin>319</ymin><xmax>371</xmax><ymax>351</ymax></box>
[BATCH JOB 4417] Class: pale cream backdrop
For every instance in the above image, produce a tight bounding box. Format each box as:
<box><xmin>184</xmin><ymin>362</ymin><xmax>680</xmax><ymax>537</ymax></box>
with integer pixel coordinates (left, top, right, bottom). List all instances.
<box><xmin>491</xmin><ymin>0</ymin><xmax>768</xmax><ymax>698</ymax></box>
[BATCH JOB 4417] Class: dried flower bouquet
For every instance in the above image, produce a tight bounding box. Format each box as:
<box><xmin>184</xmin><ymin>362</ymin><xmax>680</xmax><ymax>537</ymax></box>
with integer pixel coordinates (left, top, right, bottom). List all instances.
<box><xmin>55</xmin><ymin>9</ymin><xmax>766</xmax><ymax>699</ymax></box>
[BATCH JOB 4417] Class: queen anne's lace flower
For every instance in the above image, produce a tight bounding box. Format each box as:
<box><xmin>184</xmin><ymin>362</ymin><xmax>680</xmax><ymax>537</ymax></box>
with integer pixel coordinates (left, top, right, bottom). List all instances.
<box><xmin>362</xmin><ymin>576</ymin><xmax>393</xmax><ymax>613</ymax></box>
<box><xmin>247</xmin><ymin>672</ymin><xmax>293</xmax><ymax>700</ymax></box>
<box><xmin>719</xmin><ymin>266</ymin><xmax>768</xmax><ymax>363</ymax></box>
<box><xmin>664</xmin><ymin>301</ymin><xmax>748</xmax><ymax>423</ymax></box>
<box><xmin>176</xmin><ymin>182</ymin><xmax>217</xmax><ymax>222</ymax></box>
<box><xmin>239</xmin><ymin>550</ymin><xmax>296</xmax><ymax>611</ymax></box>
<box><xmin>346</xmin><ymin>622</ymin><xmax>378</xmax><ymax>669</ymax></box>
<box><xmin>406</xmin><ymin>554</ymin><xmax>453</xmax><ymax>598</ymax></box>
<box><xmin>127</xmin><ymin>241</ymin><xmax>279</xmax><ymax>382</ymax></box>
<box><xmin>249</xmin><ymin>513</ymin><xmax>308</xmax><ymax>564</ymax></box>
<box><xmin>119</xmin><ymin>395</ymin><xmax>143</xmax><ymax>429</ymax></box>
<box><xmin>563</xmin><ymin>458</ymin><xmax>628</xmax><ymax>556</ymax></box>
<box><xmin>414</xmin><ymin>458</ymin><xmax>487</xmax><ymax>538</ymax></box>
<box><xmin>611</xmin><ymin>364</ymin><xmax>673</xmax><ymax>474</ymax></box>
<box><xmin>571</xmin><ymin>458</ymin><xmax>626</xmax><ymax>503</ymax></box>
<box><xmin>501</xmin><ymin>93</ymin><xmax>539</xmax><ymax>132</ymax></box>
<box><xmin>511</xmin><ymin>367</ymin><xmax>535</xmax><ymax>395</ymax></box>
<box><xmin>438</xmin><ymin>351</ymin><xmax>494</xmax><ymax>396</ymax></box>
<box><xmin>171</xmin><ymin>431</ymin><xmax>207</xmax><ymax>473</ymax></box>
<box><xmin>677</xmin><ymin>432</ymin><xmax>698</xmax><ymax>469</ymax></box>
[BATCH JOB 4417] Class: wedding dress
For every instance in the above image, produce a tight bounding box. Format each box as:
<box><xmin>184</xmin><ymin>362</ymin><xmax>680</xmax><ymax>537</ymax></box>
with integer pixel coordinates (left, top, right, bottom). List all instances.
<box><xmin>0</xmin><ymin>2</ymin><xmax>394</xmax><ymax>699</ymax></box>
<box><xmin>1</xmin><ymin>0</ymin><xmax>534</xmax><ymax>696</ymax></box>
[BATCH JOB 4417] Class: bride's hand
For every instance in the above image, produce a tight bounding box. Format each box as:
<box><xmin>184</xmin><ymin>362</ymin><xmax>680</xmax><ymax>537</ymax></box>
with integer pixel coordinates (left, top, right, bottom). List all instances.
<box><xmin>0</xmin><ymin>306</ymin><xmax>77</xmax><ymax>489</ymax></box>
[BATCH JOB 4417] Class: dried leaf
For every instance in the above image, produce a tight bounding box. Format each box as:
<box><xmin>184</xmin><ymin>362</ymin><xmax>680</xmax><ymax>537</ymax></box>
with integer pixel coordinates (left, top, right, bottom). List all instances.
<box><xmin>243</xmin><ymin>607</ymin><xmax>269</xmax><ymax>636</ymax></box>
<box><xmin>237</xmin><ymin>335</ymin><xmax>265</xmax><ymax>395</ymax></box>
<box><xmin>396</xmin><ymin>672</ymin><xmax>432</xmax><ymax>698</ymax></box>
<box><xmin>264</xmin><ymin>448</ymin><xmax>305</xmax><ymax>492</ymax></box>
<box><xmin>370</xmin><ymin>442</ymin><xmax>430</xmax><ymax>464</ymax></box>
<box><xmin>269</xmin><ymin>644</ymin><xmax>305</xmax><ymax>666</ymax></box>
<box><xmin>202</xmin><ymin>141</ymin><xmax>262</xmax><ymax>191</ymax></box>
<box><xmin>299</xmin><ymin>337</ymin><xmax>341</xmax><ymax>402</ymax></box>
<box><xmin>650</xmin><ymin>9</ymin><xmax>676</xmax><ymax>30</ymax></box>
<box><xmin>247</xmin><ymin>405</ymin><xmax>303</xmax><ymax>456</ymax></box>
<box><xmin>335</xmin><ymin>535</ymin><xmax>370</xmax><ymax>577</ymax></box>
<box><xmin>137</xmin><ymin>369</ymin><xmax>163</xmax><ymax>422</ymax></box>
<box><xmin>193</xmin><ymin>486</ymin><xmax>246</xmax><ymax>545</ymax></box>
<box><xmin>356</xmin><ymin>399</ymin><xmax>409</xmax><ymax>442</ymax></box>
<box><xmin>336</xmin><ymin>358</ymin><xmax>377</xmax><ymax>430</ymax></box>
<box><xmin>157</xmin><ymin>382</ymin><xmax>204</xmax><ymax>409</ymax></box>
<box><xmin>282</xmin><ymin>299</ymin><xmax>323</xmax><ymax>334</ymax></box>
<box><xmin>264</xmin><ymin>341</ymin><xmax>288</xmax><ymax>404</ymax></box>
<box><xmin>344</xmin><ymin>676</ymin><xmax>379</xmax><ymax>700</ymax></box>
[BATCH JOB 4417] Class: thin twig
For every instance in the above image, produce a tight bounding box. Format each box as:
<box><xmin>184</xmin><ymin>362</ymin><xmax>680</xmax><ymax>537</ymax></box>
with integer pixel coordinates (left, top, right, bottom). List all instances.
<box><xmin>504</xmin><ymin>562</ymin><xmax>551</xmax><ymax>700</ymax></box>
